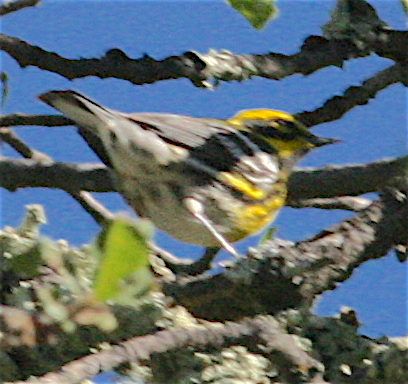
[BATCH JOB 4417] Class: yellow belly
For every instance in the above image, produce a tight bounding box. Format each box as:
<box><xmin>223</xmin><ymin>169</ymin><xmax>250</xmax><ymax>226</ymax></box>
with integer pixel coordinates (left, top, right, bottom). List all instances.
<box><xmin>226</xmin><ymin>194</ymin><xmax>286</xmax><ymax>242</ymax></box>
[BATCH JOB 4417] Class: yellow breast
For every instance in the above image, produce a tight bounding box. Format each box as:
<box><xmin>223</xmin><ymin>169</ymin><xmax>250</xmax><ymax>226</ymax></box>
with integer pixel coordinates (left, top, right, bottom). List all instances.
<box><xmin>226</xmin><ymin>189</ymin><xmax>287</xmax><ymax>242</ymax></box>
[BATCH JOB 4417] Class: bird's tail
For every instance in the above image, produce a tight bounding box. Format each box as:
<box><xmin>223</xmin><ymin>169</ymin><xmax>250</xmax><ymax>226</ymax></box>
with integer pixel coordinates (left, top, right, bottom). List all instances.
<box><xmin>39</xmin><ymin>90</ymin><xmax>111</xmax><ymax>131</ymax></box>
<box><xmin>39</xmin><ymin>90</ymin><xmax>115</xmax><ymax>166</ymax></box>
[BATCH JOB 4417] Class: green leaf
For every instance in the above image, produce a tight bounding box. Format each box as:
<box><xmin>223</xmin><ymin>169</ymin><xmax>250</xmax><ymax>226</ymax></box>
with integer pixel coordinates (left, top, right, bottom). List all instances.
<box><xmin>226</xmin><ymin>0</ymin><xmax>278</xmax><ymax>30</ymax></box>
<box><xmin>322</xmin><ymin>0</ymin><xmax>386</xmax><ymax>42</ymax></box>
<box><xmin>93</xmin><ymin>217</ymin><xmax>154</xmax><ymax>302</ymax></box>
<box><xmin>401</xmin><ymin>0</ymin><xmax>408</xmax><ymax>18</ymax></box>
<box><xmin>259</xmin><ymin>226</ymin><xmax>277</xmax><ymax>244</ymax></box>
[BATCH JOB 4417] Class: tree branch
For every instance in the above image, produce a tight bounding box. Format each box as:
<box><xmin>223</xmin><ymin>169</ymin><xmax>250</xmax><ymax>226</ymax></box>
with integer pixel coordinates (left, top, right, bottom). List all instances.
<box><xmin>69</xmin><ymin>190</ymin><xmax>113</xmax><ymax>226</ymax></box>
<box><xmin>0</xmin><ymin>126</ymin><xmax>113</xmax><ymax>225</ymax></box>
<box><xmin>287</xmin><ymin>156</ymin><xmax>408</xmax><ymax>201</ymax></box>
<box><xmin>300</xmin><ymin>186</ymin><xmax>408</xmax><ymax>298</ymax></box>
<box><xmin>0</xmin><ymin>113</ymin><xmax>71</xmax><ymax>127</ymax></box>
<box><xmin>0</xmin><ymin>127</ymin><xmax>52</xmax><ymax>162</ymax></box>
<box><xmin>0</xmin><ymin>32</ymin><xmax>377</xmax><ymax>87</ymax></box>
<box><xmin>15</xmin><ymin>316</ymin><xmax>322</xmax><ymax>384</ymax></box>
<box><xmin>1</xmin><ymin>21</ymin><xmax>406</xmax><ymax>88</ymax></box>
<box><xmin>0</xmin><ymin>0</ymin><xmax>40</xmax><ymax>17</ymax></box>
<box><xmin>290</xmin><ymin>196</ymin><xmax>371</xmax><ymax>211</ymax></box>
<box><xmin>0</xmin><ymin>156</ymin><xmax>405</xmax><ymax>203</ymax></box>
<box><xmin>296</xmin><ymin>63</ymin><xmax>406</xmax><ymax>127</ymax></box>
<box><xmin>0</xmin><ymin>158</ymin><xmax>112</xmax><ymax>192</ymax></box>
<box><xmin>163</xmin><ymin>186</ymin><xmax>407</xmax><ymax>320</ymax></box>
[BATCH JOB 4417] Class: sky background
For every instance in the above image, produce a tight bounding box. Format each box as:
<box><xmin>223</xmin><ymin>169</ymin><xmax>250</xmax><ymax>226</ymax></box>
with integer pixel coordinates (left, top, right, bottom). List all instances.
<box><xmin>1</xmin><ymin>0</ymin><xmax>407</xmax><ymax>348</ymax></box>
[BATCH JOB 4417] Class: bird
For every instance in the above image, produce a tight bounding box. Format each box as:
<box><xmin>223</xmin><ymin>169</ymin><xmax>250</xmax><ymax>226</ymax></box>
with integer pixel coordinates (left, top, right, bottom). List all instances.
<box><xmin>39</xmin><ymin>90</ymin><xmax>337</xmax><ymax>265</ymax></box>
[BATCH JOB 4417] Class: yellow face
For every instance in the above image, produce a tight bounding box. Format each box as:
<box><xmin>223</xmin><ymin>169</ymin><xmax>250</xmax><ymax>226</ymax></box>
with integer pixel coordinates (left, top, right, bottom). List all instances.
<box><xmin>227</xmin><ymin>109</ymin><xmax>331</xmax><ymax>158</ymax></box>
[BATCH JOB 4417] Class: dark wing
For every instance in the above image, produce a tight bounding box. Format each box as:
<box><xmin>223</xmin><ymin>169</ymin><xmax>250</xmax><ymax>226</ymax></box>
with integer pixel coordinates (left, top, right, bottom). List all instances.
<box><xmin>125</xmin><ymin>113</ymin><xmax>230</xmax><ymax>148</ymax></box>
<box><xmin>39</xmin><ymin>90</ymin><xmax>271</xmax><ymax>175</ymax></box>
<box><xmin>125</xmin><ymin>113</ymin><xmax>262</xmax><ymax>172</ymax></box>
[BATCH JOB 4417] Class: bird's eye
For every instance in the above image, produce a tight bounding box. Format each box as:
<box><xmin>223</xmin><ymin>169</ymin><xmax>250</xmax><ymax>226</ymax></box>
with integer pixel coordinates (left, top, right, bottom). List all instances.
<box><xmin>273</xmin><ymin>119</ymin><xmax>296</xmax><ymax>129</ymax></box>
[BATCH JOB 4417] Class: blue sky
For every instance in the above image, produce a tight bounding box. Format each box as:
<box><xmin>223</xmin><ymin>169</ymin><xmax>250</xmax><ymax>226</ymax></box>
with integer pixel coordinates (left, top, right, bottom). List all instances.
<box><xmin>1</xmin><ymin>1</ymin><xmax>407</xmax><ymax>338</ymax></box>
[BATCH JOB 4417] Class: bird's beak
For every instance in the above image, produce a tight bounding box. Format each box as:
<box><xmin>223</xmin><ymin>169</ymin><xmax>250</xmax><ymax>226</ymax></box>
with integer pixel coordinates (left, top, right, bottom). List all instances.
<box><xmin>309</xmin><ymin>136</ymin><xmax>341</xmax><ymax>147</ymax></box>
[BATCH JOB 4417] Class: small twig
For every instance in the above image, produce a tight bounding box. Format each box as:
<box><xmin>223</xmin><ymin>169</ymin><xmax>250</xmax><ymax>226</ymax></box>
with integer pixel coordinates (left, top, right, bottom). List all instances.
<box><xmin>0</xmin><ymin>113</ymin><xmax>71</xmax><ymax>127</ymax></box>
<box><xmin>0</xmin><ymin>0</ymin><xmax>40</xmax><ymax>17</ymax></box>
<box><xmin>291</xmin><ymin>196</ymin><xmax>372</xmax><ymax>211</ymax></box>
<box><xmin>69</xmin><ymin>190</ymin><xmax>113</xmax><ymax>226</ymax></box>
<box><xmin>297</xmin><ymin>63</ymin><xmax>404</xmax><ymax>128</ymax></box>
<box><xmin>0</xmin><ymin>127</ymin><xmax>52</xmax><ymax>162</ymax></box>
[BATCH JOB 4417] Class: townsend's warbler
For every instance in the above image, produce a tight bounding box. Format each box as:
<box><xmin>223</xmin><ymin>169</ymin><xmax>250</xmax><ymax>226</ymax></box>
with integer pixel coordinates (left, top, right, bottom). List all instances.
<box><xmin>39</xmin><ymin>90</ymin><xmax>336</xmax><ymax>260</ymax></box>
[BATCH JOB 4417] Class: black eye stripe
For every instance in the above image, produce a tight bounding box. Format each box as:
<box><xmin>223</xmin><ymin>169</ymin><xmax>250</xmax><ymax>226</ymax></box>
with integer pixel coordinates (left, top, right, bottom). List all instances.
<box><xmin>272</xmin><ymin>130</ymin><xmax>297</xmax><ymax>141</ymax></box>
<box><xmin>270</xmin><ymin>129</ymin><xmax>297</xmax><ymax>141</ymax></box>
<box><xmin>246</xmin><ymin>119</ymin><xmax>300</xmax><ymax>141</ymax></box>
<box><xmin>274</xmin><ymin>119</ymin><xmax>297</xmax><ymax>129</ymax></box>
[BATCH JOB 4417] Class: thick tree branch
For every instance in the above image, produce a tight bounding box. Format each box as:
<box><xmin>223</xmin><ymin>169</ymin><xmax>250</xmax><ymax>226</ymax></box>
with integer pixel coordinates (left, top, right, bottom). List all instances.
<box><xmin>299</xmin><ymin>186</ymin><xmax>408</xmax><ymax>298</ymax></box>
<box><xmin>0</xmin><ymin>158</ymin><xmax>112</xmax><ymax>192</ymax></box>
<box><xmin>0</xmin><ymin>156</ymin><xmax>405</xmax><ymax>203</ymax></box>
<box><xmin>374</xmin><ymin>30</ymin><xmax>408</xmax><ymax>62</ymax></box>
<box><xmin>163</xmin><ymin>186</ymin><xmax>407</xmax><ymax>320</ymax></box>
<box><xmin>15</xmin><ymin>316</ymin><xmax>322</xmax><ymax>384</ymax></box>
<box><xmin>2</xmin><ymin>193</ymin><xmax>407</xmax><ymax>383</ymax></box>
<box><xmin>1</xmin><ymin>21</ymin><xmax>406</xmax><ymax>88</ymax></box>
<box><xmin>0</xmin><ymin>32</ymin><xmax>381</xmax><ymax>87</ymax></box>
<box><xmin>287</xmin><ymin>156</ymin><xmax>408</xmax><ymax>201</ymax></box>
